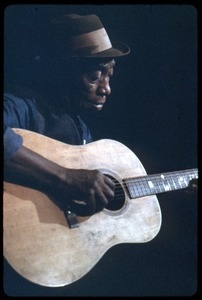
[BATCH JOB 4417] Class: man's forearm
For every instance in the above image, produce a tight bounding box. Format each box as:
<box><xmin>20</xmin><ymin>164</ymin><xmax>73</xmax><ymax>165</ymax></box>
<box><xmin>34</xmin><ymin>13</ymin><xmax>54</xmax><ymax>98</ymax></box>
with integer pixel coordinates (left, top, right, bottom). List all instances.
<box><xmin>4</xmin><ymin>145</ymin><xmax>65</xmax><ymax>193</ymax></box>
<box><xmin>4</xmin><ymin>145</ymin><xmax>115</xmax><ymax>216</ymax></box>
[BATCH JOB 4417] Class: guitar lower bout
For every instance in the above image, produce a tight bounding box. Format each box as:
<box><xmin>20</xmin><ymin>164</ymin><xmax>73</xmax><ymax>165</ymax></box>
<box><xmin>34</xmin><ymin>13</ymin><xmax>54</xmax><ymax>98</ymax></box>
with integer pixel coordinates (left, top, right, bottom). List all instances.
<box><xmin>3</xmin><ymin>129</ymin><xmax>166</xmax><ymax>287</ymax></box>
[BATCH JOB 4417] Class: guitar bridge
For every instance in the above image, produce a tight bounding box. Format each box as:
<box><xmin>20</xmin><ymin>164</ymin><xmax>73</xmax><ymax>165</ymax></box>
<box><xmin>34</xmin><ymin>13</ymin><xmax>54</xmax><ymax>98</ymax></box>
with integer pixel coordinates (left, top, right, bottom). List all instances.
<box><xmin>64</xmin><ymin>210</ymin><xmax>79</xmax><ymax>228</ymax></box>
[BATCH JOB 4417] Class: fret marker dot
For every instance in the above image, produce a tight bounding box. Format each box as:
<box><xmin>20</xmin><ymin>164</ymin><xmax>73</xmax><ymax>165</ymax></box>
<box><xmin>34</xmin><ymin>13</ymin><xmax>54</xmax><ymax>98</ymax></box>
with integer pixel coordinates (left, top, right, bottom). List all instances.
<box><xmin>148</xmin><ymin>181</ymin><xmax>154</xmax><ymax>188</ymax></box>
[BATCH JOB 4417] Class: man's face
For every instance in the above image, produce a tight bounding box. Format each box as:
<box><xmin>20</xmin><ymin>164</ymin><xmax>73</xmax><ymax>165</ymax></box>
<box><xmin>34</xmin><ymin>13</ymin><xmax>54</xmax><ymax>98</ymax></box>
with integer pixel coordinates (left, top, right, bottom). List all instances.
<box><xmin>72</xmin><ymin>58</ymin><xmax>115</xmax><ymax>113</ymax></box>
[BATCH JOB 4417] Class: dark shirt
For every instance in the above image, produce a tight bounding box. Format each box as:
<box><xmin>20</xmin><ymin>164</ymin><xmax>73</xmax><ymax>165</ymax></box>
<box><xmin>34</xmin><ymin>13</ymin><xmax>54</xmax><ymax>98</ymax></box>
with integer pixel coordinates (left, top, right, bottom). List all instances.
<box><xmin>4</xmin><ymin>87</ymin><xmax>93</xmax><ymax>162</ymax></box>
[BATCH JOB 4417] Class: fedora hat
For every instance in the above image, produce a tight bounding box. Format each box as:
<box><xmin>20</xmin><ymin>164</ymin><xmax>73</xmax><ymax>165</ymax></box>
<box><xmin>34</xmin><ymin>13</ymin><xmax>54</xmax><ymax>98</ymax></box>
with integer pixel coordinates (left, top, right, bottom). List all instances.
<box><xmin>44</xmin><ymin>14</ymin><xmax>130</xmax><ymax>58</ymax></box>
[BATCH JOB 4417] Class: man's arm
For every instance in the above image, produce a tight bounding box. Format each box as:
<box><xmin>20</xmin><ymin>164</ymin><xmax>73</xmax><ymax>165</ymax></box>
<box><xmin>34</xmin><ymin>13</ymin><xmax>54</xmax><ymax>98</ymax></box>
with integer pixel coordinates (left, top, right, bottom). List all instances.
<box><xmin>4</xmin><ymin>145</ymin><xmax>115</xmax><ymax>216</ymax></box>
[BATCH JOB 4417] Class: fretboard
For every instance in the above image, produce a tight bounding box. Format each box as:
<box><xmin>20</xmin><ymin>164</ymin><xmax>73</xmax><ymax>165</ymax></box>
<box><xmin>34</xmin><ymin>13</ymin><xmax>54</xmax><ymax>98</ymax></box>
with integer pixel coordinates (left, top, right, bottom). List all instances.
<box><xmin>124</xmin><ymin>168</ymin><xmax>198</xmax><ymax>199</ymax></box>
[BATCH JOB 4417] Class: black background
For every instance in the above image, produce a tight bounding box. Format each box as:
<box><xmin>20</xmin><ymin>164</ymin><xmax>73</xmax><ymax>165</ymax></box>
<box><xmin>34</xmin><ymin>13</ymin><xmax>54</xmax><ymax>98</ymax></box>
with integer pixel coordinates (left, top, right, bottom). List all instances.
<box><xmin>3</xmin><ymin>3</ymin><xmax>198</xmax><ymax>297</ymax></box>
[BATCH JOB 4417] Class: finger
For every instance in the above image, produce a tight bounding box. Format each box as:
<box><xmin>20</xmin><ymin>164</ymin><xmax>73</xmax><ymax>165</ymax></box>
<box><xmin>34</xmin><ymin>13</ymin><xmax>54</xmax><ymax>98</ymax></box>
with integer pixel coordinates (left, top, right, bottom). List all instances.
<box><xmin>95</xmin><ymin>192</ymin><xmax>109</xmax><ymax>212</ymax></box>
<box><xmin>69</xmin><ymin>199</ymin><xmax>96</xmax><ymax>216</ymax></box>
<box><xmin>102</xmin><ymin>180</ymin><xmax>115</xmax><ymax>201</ymax></box>
<box><xmin>104</xmin><ymin>175</ymin><xmax>115</xmax><ymax>190</ymax></box>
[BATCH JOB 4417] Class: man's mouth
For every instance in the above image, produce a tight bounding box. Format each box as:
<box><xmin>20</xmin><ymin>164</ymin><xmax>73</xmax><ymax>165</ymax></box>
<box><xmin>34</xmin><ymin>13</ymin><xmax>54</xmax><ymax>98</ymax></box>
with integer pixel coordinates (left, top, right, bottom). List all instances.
<box><xmin>92</xmin><ymin>103</ymin><xmax>104</xmax><ymax>109</ymax></box>
<box><xmin>85</xmin><ymin>98</ymin><xmax>106</xmax><ymax>110</ymax></box>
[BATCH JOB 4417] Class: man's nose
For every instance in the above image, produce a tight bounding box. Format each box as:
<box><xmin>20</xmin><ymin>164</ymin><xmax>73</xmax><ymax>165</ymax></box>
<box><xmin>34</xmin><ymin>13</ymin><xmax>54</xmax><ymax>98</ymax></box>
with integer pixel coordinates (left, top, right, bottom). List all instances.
<box><xmin>98</xmin><ymin>77</ymin><xmax>111</xmax><ymax>96</ymax></box>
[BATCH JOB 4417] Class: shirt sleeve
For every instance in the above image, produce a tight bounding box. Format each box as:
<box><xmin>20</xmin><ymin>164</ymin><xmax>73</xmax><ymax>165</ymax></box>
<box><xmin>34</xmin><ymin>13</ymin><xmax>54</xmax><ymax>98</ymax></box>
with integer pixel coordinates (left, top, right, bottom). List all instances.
<box><xmin>3</xmin><ymin>127</ymin><xmax>23</xmax><ymax>162</ymax></box>
<box><xmin>3</xmin><ymin>92</ymin><xmax>36</xmax><ymax>162</ymax></box>
<box><xmin>4</xmin><ymin>92</ymin><xmax>31</xmax><ymax>128</ymax></box>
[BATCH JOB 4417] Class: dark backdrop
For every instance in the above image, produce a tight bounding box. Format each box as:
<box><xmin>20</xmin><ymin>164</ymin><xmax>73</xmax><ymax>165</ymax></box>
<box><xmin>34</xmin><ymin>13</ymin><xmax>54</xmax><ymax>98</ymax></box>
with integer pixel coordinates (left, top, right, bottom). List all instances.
<box><xmin>3</xmin><ymin>4</ymin><xmax>198</xmax><ymax>297</ymax></box>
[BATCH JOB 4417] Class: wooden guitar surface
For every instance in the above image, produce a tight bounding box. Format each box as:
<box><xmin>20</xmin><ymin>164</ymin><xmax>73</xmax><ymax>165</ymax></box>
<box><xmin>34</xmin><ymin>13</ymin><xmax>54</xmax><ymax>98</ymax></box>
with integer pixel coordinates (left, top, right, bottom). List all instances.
<box><xmin>4</xmin><ymin>129</ymin><xmax>162</xmax><ymax>287</ymax></box>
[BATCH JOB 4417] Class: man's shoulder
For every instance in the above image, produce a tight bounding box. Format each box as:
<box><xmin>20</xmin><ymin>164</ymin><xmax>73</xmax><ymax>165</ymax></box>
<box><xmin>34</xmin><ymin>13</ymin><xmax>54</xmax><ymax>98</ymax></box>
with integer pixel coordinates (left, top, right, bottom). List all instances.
<box><xmin>4</xmin><ymin>85</ymin><xmax>51</xmax><ymax>116</ymax></box>
<box><xmin>4</xmin><ymin>84</ymin><xmax>36</xmax><ymax>101</ymax></box>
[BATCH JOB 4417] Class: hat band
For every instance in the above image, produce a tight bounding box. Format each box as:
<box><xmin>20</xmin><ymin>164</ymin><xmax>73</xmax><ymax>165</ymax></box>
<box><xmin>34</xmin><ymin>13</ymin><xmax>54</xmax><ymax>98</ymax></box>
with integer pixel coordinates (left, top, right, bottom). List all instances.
<box><xmin>70</xmin><ymin>28</ymin><xmax>112</xmax><ymax>54</ymax></box>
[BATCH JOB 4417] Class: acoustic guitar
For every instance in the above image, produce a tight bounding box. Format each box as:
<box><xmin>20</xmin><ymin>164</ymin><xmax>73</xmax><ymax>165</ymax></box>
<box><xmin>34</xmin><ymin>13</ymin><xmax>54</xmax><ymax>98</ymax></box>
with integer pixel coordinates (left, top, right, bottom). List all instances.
<box><xmin>3</xmin><ymin>129</ymin><xmax>198</xmax><ymax>287</ymax></box>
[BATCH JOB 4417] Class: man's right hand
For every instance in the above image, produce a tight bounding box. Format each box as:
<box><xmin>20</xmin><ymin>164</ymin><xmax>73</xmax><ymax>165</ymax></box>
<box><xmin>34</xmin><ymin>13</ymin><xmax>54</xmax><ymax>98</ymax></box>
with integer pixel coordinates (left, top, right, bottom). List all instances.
<box><xmin>54</xmin><ymin>169</ymin><xmax>115</xmax><ymax>216</ymax></box>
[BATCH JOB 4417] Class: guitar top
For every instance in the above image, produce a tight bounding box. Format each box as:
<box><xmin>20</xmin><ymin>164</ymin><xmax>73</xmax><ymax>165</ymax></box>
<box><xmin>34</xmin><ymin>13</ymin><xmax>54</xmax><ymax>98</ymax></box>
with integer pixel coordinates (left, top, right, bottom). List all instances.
<box><xmin>3</xmin><ymin>129</ymin><xmax>197</xmax><ymax>287</ymax></box>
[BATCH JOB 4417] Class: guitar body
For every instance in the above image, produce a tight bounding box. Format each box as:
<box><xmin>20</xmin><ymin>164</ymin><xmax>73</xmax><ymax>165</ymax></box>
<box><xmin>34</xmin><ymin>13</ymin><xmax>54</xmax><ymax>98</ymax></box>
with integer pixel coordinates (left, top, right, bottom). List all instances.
<box><xmin>3</xmin><ymin>129</ymin><xmax>161</xmax><ymax>287</ymax></box>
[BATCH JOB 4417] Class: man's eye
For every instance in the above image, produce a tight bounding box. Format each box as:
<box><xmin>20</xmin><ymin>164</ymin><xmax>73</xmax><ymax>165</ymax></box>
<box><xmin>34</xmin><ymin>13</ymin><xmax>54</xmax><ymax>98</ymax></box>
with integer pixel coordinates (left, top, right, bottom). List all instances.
<box><xmin>87</xmin><ymin>71</ymin><xmax>101</xmax><ymax>82</ymax></box>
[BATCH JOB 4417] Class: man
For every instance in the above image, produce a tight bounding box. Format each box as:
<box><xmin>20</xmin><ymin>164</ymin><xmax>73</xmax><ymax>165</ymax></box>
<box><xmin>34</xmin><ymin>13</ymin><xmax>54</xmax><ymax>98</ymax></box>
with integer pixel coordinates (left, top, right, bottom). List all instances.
<box><xmin>4</xmin><ymin>13</ymin><xmax>130</xmax><ymax>217</ymax></box>
<box><xmin>4</xmin><ymin>8</ymin><xmax>198</xmax><ymax>296</ymax></box>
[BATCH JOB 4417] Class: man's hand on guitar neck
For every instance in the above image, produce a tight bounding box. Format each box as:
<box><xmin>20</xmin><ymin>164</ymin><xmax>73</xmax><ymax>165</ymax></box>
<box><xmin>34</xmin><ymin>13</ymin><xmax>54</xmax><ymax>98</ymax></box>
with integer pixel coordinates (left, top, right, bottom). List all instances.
<box><xmin>4</xmin><ymin>145</ymin><xmax>115</xmax><ymax>216</ymax></box>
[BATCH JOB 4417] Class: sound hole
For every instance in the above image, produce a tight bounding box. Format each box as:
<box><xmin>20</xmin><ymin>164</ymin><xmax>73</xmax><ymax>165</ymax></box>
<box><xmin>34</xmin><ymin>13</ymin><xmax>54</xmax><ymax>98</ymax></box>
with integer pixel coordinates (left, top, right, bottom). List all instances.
<box><xmin>105</xmin><ymin>175</ymin><xmax>125</xmax><ymax>211</ymax></box>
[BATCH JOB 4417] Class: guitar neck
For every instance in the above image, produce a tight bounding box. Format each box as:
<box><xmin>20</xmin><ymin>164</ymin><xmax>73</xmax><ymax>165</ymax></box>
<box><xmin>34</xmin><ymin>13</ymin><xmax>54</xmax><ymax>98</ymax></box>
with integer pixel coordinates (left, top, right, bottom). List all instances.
<box><xmin>124</xmin><ymin>168</ymin><xmax>198</xmax><ymax>199</ymax></box>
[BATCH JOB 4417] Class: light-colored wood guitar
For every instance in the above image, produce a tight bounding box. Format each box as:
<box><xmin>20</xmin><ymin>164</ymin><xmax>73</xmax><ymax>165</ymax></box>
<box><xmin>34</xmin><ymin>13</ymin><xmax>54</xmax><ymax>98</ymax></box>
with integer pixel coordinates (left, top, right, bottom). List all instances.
<box><xmin>3</xmin><ymin>129</ymin><xmax>198</xmax><ymax>287</ymax></box>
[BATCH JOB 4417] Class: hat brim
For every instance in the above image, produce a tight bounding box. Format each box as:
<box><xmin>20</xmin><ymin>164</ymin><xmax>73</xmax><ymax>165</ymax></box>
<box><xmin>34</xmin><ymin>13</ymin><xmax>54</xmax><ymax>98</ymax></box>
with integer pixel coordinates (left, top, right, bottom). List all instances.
<box><xmin>36</xmin><ymin>41</ymin><xmax>130</xmax><ymax>62</ymax></box>
<box><xmin>70</xmin><ymin>41</ymin><xmax>130</xmax><ymax>58</ymax></box>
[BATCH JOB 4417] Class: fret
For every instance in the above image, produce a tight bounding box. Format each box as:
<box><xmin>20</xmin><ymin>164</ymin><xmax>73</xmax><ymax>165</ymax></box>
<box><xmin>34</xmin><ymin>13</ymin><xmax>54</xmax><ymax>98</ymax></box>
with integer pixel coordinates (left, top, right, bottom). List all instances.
<box><xmin>124</xmin><ymin>169</ymin><xmax>198</xmax><ymax>199</ymax></box>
